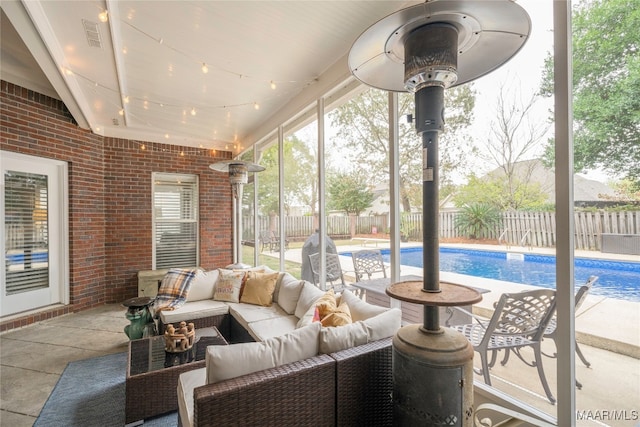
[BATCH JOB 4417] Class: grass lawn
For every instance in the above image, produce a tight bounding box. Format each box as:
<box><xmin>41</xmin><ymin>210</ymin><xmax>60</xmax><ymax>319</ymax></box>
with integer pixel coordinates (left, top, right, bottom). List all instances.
<box><xmin>241</xmin><ymin>238</ymin><xmax>357</xmax><ymax>279</ymax></box>
<box><xmin>242</xmin><ymin>246</ymin><xmax>302</xmax><ymax>278</ymax></box>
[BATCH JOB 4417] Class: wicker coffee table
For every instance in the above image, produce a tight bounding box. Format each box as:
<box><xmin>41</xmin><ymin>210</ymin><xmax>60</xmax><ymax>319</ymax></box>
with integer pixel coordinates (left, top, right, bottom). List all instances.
<box><xmin>125</xmin><ymin>326</ymin><xmax>227</xmax><ymax>425</ymax></box>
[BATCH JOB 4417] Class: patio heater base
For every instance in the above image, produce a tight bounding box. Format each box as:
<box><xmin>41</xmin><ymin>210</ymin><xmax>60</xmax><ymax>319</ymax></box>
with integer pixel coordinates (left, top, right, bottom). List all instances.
<box><xmin>393</xmin><ymin>325</ymin><xmax>474</xmax><ymax>426</ymax></box>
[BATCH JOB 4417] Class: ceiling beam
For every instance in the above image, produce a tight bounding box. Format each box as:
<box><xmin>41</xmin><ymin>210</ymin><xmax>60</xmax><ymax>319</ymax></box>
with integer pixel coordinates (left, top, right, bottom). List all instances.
<box><xmin>4</xmin><ymin>0</ymin><xmax>90</xmax><ymax>129</ymax></box>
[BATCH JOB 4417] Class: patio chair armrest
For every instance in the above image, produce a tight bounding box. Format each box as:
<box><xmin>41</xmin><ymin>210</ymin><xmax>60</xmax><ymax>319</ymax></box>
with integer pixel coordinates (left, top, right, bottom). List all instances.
<box><xmin>446</xmin><ymin>306</ymin><xmax>488</xmax><ymax>328</ymax></box>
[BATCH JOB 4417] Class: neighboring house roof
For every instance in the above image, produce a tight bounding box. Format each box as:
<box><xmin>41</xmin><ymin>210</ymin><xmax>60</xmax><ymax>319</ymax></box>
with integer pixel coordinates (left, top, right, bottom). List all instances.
<box><xmin>485</xmin><ymin>159</ymin><xmax>617</xmax><ymax>203</ymax></box>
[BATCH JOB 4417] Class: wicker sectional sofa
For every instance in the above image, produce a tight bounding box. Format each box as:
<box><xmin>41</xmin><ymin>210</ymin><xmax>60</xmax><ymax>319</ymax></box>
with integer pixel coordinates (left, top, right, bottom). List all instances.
<box><xmin>180</xmin><ymin>337</ymin><xmax>394</xmax><ymax>427</ymax></box>
<box><xmin>152</xmin><ymin>266</ymin><xmax>401</xmax><ymax>427</ymax></box>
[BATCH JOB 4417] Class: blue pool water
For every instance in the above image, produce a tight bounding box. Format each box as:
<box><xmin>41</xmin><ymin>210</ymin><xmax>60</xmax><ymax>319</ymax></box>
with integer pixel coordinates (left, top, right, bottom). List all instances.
<box><xmin>353</xmin><ymin>247</ymin><xmax>640</xmax><ymax>302</ymax></box>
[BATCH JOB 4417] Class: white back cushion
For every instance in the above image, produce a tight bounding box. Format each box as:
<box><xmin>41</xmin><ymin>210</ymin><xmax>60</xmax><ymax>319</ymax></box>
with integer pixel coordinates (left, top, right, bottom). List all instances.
<box><xmin>206</xmin><ymin>322</ymin><xmax>321</xmax><ymax>384</ymax></box>
<box><xmin>364</xmin><ymin>308</ymin><xmax>402</xmax><ymax>341</ymax></box>
<box><xmin>319</xmin><ymin>321</ymin><xmax>368</xmax><ymax>354</ymax></box>
<box><xmin>294</xmin><ymin>281</ymin><xmax>324</xmax><ymax>319</ymax></box>
<box><xmin>276</xmin><ymin>273</ymin><xmax>304</xmax><ymax>314</ymax></box>
<box><xmin>186</xmin><ymin>269</ymin><xmax>219</xmax><ymax>302</ymax></box>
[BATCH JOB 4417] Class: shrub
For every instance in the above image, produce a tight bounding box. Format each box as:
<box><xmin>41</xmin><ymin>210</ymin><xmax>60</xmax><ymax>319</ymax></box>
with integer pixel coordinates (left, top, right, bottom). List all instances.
<box><xmin>455</xmin><ymin>203</ymin><xmax>501</xmax><ymax>239</ymax></box>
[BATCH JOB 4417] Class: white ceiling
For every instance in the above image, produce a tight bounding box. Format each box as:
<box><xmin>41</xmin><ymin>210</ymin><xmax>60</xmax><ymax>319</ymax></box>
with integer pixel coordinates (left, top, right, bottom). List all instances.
<box><xmin>1</xmin><ymin>0</ymin><xmax>421</xmax><ymax>154</ymax></box>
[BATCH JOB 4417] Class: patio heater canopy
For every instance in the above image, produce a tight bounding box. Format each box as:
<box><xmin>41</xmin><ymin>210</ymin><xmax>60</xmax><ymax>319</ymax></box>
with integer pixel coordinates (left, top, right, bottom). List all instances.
<box><xmin>209</xmin><ymin>160</ymin><xmax>266</xmax><ymax>173</ymax></box>
<box><xmin>210</xmin><ymin>160</ymin><xmax>265</xmax><ymax>269</ymax></box>
<box><xmin>348</xmin><ymin>0</ymin><xmax>531</xmax><ymax>92</ymax></box>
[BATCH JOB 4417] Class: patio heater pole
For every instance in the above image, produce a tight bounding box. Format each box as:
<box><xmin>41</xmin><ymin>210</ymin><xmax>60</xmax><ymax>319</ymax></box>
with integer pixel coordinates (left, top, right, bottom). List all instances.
<box><xmin>348</xmin><ymin>1</ymin><xmax>530</xmax><ymax>425</ymax></box>
<box><xmin>210</xmin><ymin>160</ymin><xmax>265</xmax><ymax>269</ymax></box>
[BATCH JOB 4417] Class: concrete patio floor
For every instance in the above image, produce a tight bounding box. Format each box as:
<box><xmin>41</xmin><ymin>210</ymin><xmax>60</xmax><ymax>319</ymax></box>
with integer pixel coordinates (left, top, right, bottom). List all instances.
<box><xmin>1</xmin><ymin>243</ymin><xmax>638</xmax><ymax>426</ymax></box>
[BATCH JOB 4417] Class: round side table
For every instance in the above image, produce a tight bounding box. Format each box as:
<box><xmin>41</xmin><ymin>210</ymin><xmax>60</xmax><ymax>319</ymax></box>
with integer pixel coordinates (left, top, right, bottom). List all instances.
<box><xmin>123</xmin><ymin>296</ymin><xmax>156</xmax><ymax>340</ymax></box>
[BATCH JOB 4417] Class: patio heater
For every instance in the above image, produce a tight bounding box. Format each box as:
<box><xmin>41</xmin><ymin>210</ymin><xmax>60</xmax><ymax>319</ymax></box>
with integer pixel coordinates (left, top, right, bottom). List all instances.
<box><xmin>348</xmin><ymin>1</ymin><xmax>530</xmax><ymax>425</ymax></box>
<box><xmin>210</xmin><ymin>160</ymin><xmax>265</xmax><ymax>269</ymax></box>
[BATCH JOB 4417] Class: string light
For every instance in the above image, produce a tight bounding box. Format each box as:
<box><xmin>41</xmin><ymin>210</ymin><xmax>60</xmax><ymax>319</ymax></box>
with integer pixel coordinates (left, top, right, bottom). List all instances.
<box><xmin>109</xmin><ymin>140</ymin><xmax>232</xmax><ymax>159</ymax></box>
<box><xmin>118</xmin><ymin>109</ymin><xmax>124</xmax><ymax>116</ymax></box>
<box><xmin>119</xmin><ymin>18</ymin><xmax>315</xmax><ymax>90</ymax></box>
<box><xmin>191</xmin><ymin>107</ymin><xmax>196</xmax><ymax>116</ymax></box>
<box><xmin>123</xmin><ymin>96</ymin><xmax>130</xmax><ymax>103</ymax></box>
<box><xmin>254</xmin><ymin>102</ymin><xmax>260</xmax><ymax>110</ymax></box>
<box><xmin>98</xmin><ymin>10</ymin><xmax>108</xmax><ymax>23</ymax></box>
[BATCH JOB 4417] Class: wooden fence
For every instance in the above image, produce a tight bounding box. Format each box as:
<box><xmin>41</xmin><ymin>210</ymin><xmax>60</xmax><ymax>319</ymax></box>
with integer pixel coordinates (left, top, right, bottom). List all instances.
<box><xmin>244</xmin><ymin>210</ymin><xmax>639</xmax><ymax>251</ymax></box>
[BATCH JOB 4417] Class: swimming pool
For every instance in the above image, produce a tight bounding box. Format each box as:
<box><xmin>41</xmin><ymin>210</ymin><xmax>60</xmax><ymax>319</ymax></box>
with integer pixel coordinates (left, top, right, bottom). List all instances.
<box><xmin>359</xmin><ymin>247</ymin><xmax>639</xmax><ymax>302</ymax></box>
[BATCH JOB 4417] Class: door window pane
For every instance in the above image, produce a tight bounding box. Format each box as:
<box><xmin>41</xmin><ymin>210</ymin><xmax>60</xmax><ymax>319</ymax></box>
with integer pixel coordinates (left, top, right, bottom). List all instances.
<box><xmin>4</xmin><ymin>170</ymin><xmax>49</xmax><ymax>294</ymax></box>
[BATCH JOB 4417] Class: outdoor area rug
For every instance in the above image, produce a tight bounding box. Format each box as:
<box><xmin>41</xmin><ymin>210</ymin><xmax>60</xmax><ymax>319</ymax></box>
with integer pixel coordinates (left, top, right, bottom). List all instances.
<box><xmin>34</xmin><ymin>352</ymin><xmax>177</xmax><ymax>427</ymax></box>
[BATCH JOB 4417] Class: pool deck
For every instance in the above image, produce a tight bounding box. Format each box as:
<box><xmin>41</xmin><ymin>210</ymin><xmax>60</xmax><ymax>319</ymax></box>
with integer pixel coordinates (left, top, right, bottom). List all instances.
<box><xmin>276</xmin><ymin>241</ymin><xmax>640</xmax><ymax>358</ymax></box>
<box><xmin>269</xmin><ymin>241</ymin><xmax>640</xmax><ymax>425</ymax></box>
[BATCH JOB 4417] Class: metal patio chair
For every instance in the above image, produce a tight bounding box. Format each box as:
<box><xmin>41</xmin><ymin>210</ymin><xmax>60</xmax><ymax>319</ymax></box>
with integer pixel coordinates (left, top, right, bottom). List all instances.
<box><xmin>270</xmin><ymin>230</ymin><xmax>290</xmax><ymax>252</ymax></box>
<box><xmin>259</xmin><ymin>230</ymin><xmax>274</xmax><ymax>252</ymax></box>
<box><xmin>308</xmin><ymin>252</ymin><xmax>346</xmax><ymax>292</ymax></box>
<box><xmin>541</xmin><ymin>275</ymin><xmax>598</xmax><ymax>389</ymax></box>
<box><xmin>351</xmin><ymin>249</ymin><xmax>388</xmax><ymax>282</ymax></box>
<box><xmin>450</xmin><ymin>289</ymin><xmax>558</xmax><ymax>404</ymax></box>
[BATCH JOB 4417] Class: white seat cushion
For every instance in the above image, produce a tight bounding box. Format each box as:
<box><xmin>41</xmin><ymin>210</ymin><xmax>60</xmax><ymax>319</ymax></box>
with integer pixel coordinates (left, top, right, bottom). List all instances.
<box><xmin>177</xmin><ymin>367</ymin><xmax>206</xmax><ymax>427</ymax></box>
<box><xmin>227</xmin><ymin>302</ymin><xmax>289</xmax><ymax>333</ymax></box>
<box><xmin>159</xmin><ymin>299</ymin><xmax>229</xmax><ymax>324</ymax></box>
<box><xmin>247</xmin><ymin>315</ymin><xmax>298</xmax><ymax>341</ymax></box>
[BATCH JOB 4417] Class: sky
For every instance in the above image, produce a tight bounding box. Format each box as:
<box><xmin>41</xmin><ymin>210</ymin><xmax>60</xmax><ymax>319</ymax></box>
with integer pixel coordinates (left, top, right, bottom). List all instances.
<box><xmin>466</xmin><ymin>0</ymin><xmax>554</xmax><ymax>174</ymax></box>
<box><xmin>319</xmin><ymin>0</ymin><xmax>613</xmax><ymax>185</ymax></box>
<box><xmin>470</xmin><ymin>0</ymin><xmax>612</xmax><ymax>183</ymax></box>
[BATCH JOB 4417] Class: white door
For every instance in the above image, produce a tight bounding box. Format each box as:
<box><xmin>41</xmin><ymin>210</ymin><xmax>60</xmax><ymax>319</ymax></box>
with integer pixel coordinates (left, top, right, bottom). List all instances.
<box><xmin>1</xmin><ymin>151</ymin><xmax>68</xmax><ymax>317</ymax></box>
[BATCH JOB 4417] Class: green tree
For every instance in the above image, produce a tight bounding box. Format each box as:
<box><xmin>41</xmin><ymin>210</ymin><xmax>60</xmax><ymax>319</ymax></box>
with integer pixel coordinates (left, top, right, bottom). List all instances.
<box><xmin>453</xmin><ymin>173</ymin><xmax>548</xmax><ymax>211</ymax></box>
<box><xmin>540</xmin><ymin>0</ymin><xmax>640</xmax><ymax>184</ymax></box>
<box><xmin>329</xmin><ymin>86</ymin><xmax>476</xmax><ymax>212</ymax></box>
<box><xmin>327</xmin><ymin>171</ymin><xmax>375</xmax><ymax>216</ymax></box>
<box><xmin>257</xmin><ymin>136</ymin><xmax>317</xmax><ymax>216</ymax></box>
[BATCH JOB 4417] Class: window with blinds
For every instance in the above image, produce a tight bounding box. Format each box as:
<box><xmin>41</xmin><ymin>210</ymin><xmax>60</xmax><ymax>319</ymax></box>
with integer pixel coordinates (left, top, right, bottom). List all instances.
<box><xmin>153</xmin><ymin>173</ymin><xmax>199</xmax><ymax>269</ymax></box>
<box><xmin>4</xmin><ymin>170</ymin><xmax>49</xmax><ymax>295</ymax></box>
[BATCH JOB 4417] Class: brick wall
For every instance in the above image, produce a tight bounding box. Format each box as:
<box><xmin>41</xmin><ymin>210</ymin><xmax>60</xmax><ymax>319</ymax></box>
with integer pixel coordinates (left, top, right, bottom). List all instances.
<box><xmin>103</xmin><ymin>139</ymin><xmax>233</xmax><ymax>303</ymax></box>
<box><xmin>0</xmin><ymin>81</ymin><xmax>233</xmax><ymax>332</ymax></box>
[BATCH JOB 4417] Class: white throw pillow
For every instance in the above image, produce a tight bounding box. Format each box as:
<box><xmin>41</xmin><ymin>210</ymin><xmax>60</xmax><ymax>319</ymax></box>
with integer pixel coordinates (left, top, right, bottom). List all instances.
<box><xmin>340</xmin><ymin>289</ymin><xmax>388</xmax><ymax>321</ymax></box>
<box><xmin>363</xmin><ymin>308</ymin><xmax>402</xmax><ymax>341</ymax></box>
<box><xmin>186</xmin><ymin>269</ymin><xmax>219</xmax><ymax>302</ymax></box>
<box><xmin>294</xmin><ymin>281</ymin><xmax>324</xmax><ymax>319</ymax></box>
<box><xmin>276</xmin><ymin>274</ymin><xmax>304</xmax><ymax>315</ymax></box>
<box><xmin>206</xmin><ymin>322</ymin><xmax>321</xmax><ymax>384</ymax></box>
<box><xmin>213</xmin><ymin>269</ymin><xmax>245</xmax><ymax>303</ymax></box>
<box><xmin>319</xmin><ymin>321</ymin><xmax>368</xmax><ymax>354</ymax></box>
